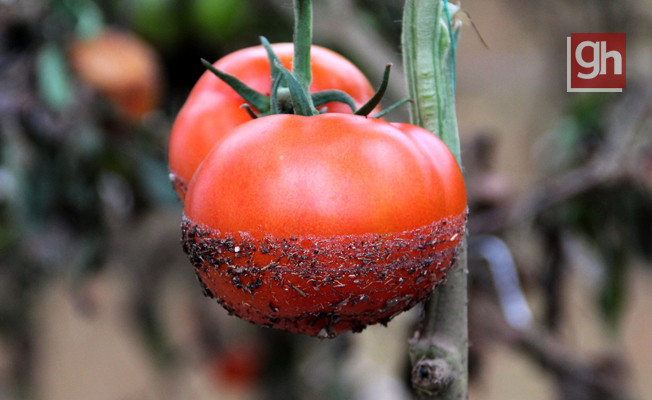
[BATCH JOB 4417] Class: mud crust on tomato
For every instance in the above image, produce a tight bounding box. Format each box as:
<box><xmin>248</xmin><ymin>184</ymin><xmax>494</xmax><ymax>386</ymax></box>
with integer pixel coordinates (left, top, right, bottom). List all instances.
<box><xmin>182</xmin><ymin>211</ymin><xmax>467</xmax><ymax>338</ymax></box>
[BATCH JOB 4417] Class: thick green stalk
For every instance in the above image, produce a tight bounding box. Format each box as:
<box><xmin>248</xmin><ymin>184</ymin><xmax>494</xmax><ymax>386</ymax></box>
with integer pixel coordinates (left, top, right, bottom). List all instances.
<box><xmin>402</xmin><ymin>1</ymin><xmax>467</xmax><ymax>399</ymax></box>
<box><xmin>403</xmin><ymin>0</ymin><xmax>461</xmax><ymax>163</ymax></box>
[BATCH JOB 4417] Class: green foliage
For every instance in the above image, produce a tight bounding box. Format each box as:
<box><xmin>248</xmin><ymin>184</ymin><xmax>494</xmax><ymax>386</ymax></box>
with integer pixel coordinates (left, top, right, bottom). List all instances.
<box><xmin>189</xmin><ymin>0</ymin><xmax>250</xmax><ymax>42</ymax></box>
<box><xmin>544</xmin><ymin>93</ymin><xmax>652</xmax><ymax>329</ymax></box>
<box><xmin>127</xmin><ymin>0</ymin><xmax>181</xmax><ymax>49</ymax></box>
<box><xmin>0</xmin><ymin>3</ymin><xmax>183</xmax><ymax>393</ymax></box>
<box><xmin>554</xmin><ymin>183</ymin><xmax>652</xmax><ymax>328</ymax></box>
<box><xmin>36</xmin><ymin>44</ymin><xmax>74</xmax><ymax>112</ymax></box>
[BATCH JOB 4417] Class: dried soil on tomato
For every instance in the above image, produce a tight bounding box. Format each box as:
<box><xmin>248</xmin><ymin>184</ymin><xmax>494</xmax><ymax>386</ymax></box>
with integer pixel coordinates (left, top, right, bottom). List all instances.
<box><xmin>182</xmin><ymin>212</ymin><xmax>467</xmax><ymax>337</ymax></box>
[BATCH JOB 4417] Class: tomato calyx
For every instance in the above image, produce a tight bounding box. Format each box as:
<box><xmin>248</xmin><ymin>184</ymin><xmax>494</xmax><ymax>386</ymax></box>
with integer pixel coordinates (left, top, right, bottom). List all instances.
<box><xmin>200</xmin><ymin>41</ymin><xmax>401</xmax><ymax>118</ymax></box>
<box><xmin>198</xmin><ymin>0</ymin><xmax>409</xmax><ymax>118</ymax></box>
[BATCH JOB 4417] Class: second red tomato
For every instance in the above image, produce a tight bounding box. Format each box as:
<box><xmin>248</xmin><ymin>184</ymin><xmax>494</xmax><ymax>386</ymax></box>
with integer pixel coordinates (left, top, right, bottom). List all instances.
<box><xmin>168</xmin><ymin>44</ymin><xmax>377</xmax><ymax>200</ymax></box>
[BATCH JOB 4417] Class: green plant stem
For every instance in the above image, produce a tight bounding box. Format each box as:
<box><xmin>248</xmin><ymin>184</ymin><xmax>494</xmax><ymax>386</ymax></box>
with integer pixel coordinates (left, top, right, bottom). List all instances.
<box><xmin>402</xmin><ymin>1</ymin><xmax>467</xmax><ymax>399</ymax></box>
<box><xmin>293</xmin><ymin>0</ymin><xmax>313</xmax><ymax>95</ymax></box>
<box><xmin>403</xmin><ymin>0</ymin><xmax>461</xmax><ymax>162</ymax></box>
<box><xmin>291</xmin><ymin>0</ymin><xmax>318</xmax><ymax>114</ymax></box>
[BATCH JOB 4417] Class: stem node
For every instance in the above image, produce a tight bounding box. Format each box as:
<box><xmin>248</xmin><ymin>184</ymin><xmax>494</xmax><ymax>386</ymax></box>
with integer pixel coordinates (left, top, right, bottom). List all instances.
<box><xmin>412</xmin><ymin>357</ymin><xmax>454</xmax><ymax>397</ymax></box>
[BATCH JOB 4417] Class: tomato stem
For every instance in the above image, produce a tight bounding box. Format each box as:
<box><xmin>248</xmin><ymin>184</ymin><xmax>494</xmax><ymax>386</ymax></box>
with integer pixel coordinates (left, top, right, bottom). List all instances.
<box><xmin>275</xmin><ymin>61</ymin><xmax>317</xmax><ymax>116</ymax></box>
<box><xmin>200</xmin><ymin>0</ymin><xmax>404</xmax><ymax>119</ymax></box>
<box><xmin>402</xmin><ymin>0</ymin><xmax>461</xmax><ymax>163</ymax></box>
<box><xmin>293</xmin><ymin>0</ymin><xmax>313</xmax><ymax>97</ymax></box>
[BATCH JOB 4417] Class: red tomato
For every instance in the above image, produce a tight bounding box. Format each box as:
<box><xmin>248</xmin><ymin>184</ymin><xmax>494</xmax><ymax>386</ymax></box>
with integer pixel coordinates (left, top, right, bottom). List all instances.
<box><xmin>211</xmin><ymin>345</ymin><xmax>262</xmax><ymax>388</ymax></box>
<box><xmin>168</xmin><ymin>44</ymin><xmax>378</xmax><ymax>200</ymax></box>
<box><xmin>69</xmin><ymin>29</ymin><xmax>161</xmax><ymax>121</ymax></box>
<box><xmin>182</xmin><ymin>114</ymin><xmax>467</xmax><ymax>337</ymax></box>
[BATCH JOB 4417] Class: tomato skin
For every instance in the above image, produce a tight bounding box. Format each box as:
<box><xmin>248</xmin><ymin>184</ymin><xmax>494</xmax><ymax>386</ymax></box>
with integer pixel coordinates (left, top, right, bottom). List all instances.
<box><xmin>185</xmin><ymin>115</ymin><xmax>466</xmax><ymax>236</ymax></box>
<box><xmin>168</xmin><ymin>44</ymin><xmax>377</xmax><ymax>200</ymax></box>
<box><xmin>182</xmin><ymin>114</ymin><xmax>467</xmax><ymax>337</ymax></box>
<box><xmin>211</xmin><ymin>343</ymin><xmax>261</xmax><ymax>388</ymax></box>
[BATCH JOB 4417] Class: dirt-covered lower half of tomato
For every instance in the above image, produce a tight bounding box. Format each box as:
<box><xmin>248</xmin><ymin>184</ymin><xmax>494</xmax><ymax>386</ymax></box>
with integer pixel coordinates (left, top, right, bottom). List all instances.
<box><xmin>182</xmin><ymin>212</ymin><xmax>466</xmax><ymax>338</ymax></box>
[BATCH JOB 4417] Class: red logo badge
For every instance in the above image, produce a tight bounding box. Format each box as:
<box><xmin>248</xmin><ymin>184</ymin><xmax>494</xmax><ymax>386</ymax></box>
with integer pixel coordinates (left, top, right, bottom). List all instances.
<box><xmin>567</xmin><ymin>33</ymin><xmax>626</xmax><ymax>92</ymax></box>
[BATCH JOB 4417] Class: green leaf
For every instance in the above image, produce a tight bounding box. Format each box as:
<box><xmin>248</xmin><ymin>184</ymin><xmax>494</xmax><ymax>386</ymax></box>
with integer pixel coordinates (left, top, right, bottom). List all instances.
<box><xmin>37</xmin><ymin>44</ymin><xmax>73</xmax><ymax>112</ymax></box>
<box><xmin>75</xmin><ymin>0</ymin><xmax>104</xmax><ymax>40</ymax></box>
<box><xmin>598</xmin><ymin>247</ymin><xmax>627</xmax><ymax>331</ymax></box>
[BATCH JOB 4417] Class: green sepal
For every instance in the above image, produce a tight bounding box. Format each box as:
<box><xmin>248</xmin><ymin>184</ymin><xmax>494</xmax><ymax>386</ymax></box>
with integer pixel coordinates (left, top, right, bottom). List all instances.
<box><xmin>275</xmin><ymin>61</ymin><xmax>317</xmax><ymax>116</ymax></box>
<box><xmin>311</xmin><ymin>90</ymin><xmax>357</xmax><ymax>112</ymax></box>
<box><xmin>240</xmin><ymin>104</ymin><xmax>259</xmax><ymax>119</ymax></box>
<box><xmin>200</xmin><ymin>58</ymin><xmax>271</xmax><ymax>113</ymax></box>
<box><xmin>372</xmin><ymin>98</ymin><xmax>411</xmax><ymax>119</ymax></box>
<box><xmin>269</xmin><ymin>72</ymin><xmax>284</xmax><ymax>115</ymax></box>
<box><xmin>355</xmin><ymin>63</ymin><xmax>392</xmax><ymax>117</ymax></box>
<box><xmin>260</xmin><ymin>36</ymin><xmax>282</xmax><ymax>85</ymax></box>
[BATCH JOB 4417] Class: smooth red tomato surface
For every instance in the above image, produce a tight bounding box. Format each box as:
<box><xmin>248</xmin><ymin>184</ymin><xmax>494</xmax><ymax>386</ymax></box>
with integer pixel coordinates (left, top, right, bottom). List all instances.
<box><xmin>168</xmin><ymin>44</ymin><xmax>377</xmax><ymax>200</ymax></box>
<box><xmin>182</xmin><ymin>114</ymin><xmax>467</xmax><ymax>337</ymax></box>
<box><xmin>185</xmin><ymin>115</ymin><xmax>466</xmax><ymax>237</ymax></box>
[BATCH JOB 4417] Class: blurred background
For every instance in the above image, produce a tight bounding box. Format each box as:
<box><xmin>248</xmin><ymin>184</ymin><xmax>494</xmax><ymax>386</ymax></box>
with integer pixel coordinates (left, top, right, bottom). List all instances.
<box><xmin>1</xmin><ymin>0</ymin><xmax>651</xmax><ymax>399</ymax></box>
